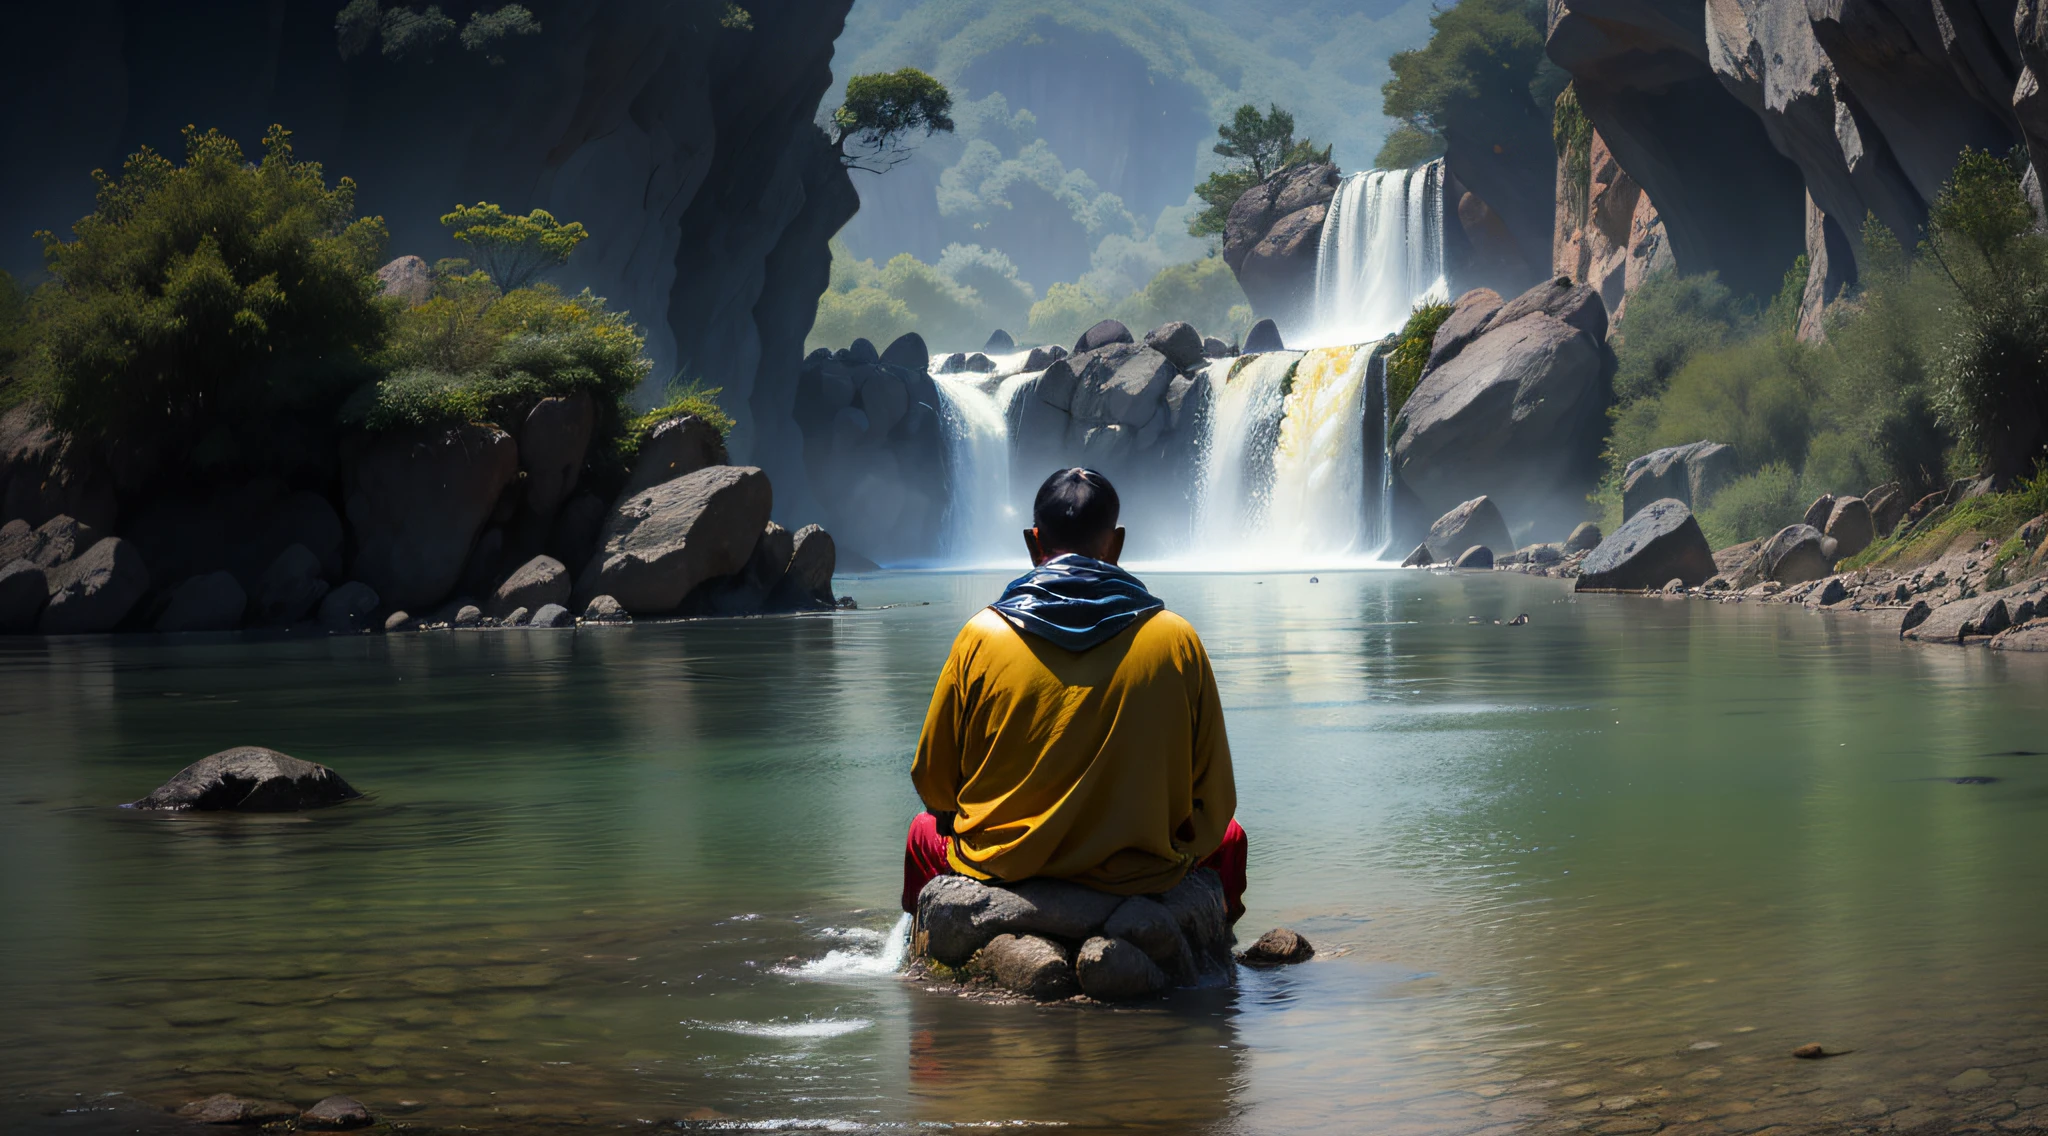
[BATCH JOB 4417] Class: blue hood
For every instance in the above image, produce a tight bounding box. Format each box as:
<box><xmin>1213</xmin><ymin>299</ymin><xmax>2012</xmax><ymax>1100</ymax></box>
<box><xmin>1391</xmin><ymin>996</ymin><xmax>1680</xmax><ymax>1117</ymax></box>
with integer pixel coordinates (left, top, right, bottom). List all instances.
<box><xmin>989</xmin><ymin>554</ymin><xmax>1165</xmax><ymax>651</ymax></box>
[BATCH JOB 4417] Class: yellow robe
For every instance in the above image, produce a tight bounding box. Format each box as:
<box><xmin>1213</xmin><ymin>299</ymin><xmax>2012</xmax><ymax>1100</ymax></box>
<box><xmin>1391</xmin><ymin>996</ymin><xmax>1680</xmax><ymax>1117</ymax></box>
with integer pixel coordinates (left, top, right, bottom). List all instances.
<box><xmin>910</xmin><ymin>606</ymin><xmax>1236</xmax><ymax>895</ymax></box>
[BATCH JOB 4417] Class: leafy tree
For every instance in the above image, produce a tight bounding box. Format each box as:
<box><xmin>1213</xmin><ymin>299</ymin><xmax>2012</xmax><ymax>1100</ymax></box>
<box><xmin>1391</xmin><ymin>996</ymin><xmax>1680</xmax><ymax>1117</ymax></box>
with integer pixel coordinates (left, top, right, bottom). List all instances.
<box><xmin>25</xmin><ymin>125</ymin><xmax>389</xmax><ymax>476</ymax></box>
<box><xmin>1382</xmin><ymin>0</ymin><xmax>1548</xmax><ymax>140</ymax></box>
<box><xmin>335</xmin><ymin>2</ymin><xmax>540</xmax><ymax>64</ymax></box>
<box><xmin>1376</xmin><ymin>124</ymin><xmax>1445</xmax><ymax>170</ymax></box>
<box><xmin>440</xmin><ymin>202</ymin><xmax>588</xmax><ymax>292</ymax></box>
<box><xmin>1188</xmin><ymin>104</ymin><xmax>1331</xmax><ymax>238</ymax></box>
<box><xmin>831</xmin><ymin>69</ymin><xmax>955</xmax><ymax>174</ymax></box>
<box><xmin>1609</xmin><ymin>270</ymin><xmax>1741</xmax><ymax>405</ymax></box>
<box><xmin>0</xmin><ymin>271</ymin><xmax>27</xmax><ymax>401</ymax></box>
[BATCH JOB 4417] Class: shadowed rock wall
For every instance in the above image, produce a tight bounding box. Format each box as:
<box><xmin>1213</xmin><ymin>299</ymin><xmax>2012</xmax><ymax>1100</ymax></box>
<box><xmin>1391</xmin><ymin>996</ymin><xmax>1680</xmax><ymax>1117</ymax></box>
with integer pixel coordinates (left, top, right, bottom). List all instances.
<box><xmin>0</xmin><ymin>0</ymin><xmax>857</xmax><ymax>524</ymax></box>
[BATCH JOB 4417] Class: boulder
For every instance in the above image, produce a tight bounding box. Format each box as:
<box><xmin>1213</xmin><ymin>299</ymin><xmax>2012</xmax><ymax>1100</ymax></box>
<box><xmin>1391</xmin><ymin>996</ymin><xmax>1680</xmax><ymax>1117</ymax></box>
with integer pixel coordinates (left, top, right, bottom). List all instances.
<box><xmin>880</xmin><ymin>332</ymin><xmax>930</xmax><ymax>373</ymax></box>
<box><xmin>520</xmin><ymin>392</ymin><xmax>595</xmax><ymax>518</ymax></box>
<box><xmin>453</xmin><ymin>604</ymin><xmax>483</xmax><ymax>627</ymax></box>
<box><xmin>1711</xmin><ymin>538</ymin><xmax>1767</xmax><ymax>590</ymax></box>
<box><xmin>1144</xmin><ymin>321</ymin><xmax>1206</xmax><ymax>372</ymax></box>
<box><xmin>1574</xmin><ymin>499</ymin><xmax>1716</xmax><ymax>591</ymax></box>
<box><xmin>1425</xmin><ymin>288</ymin><xmax>1504</xmax><ymax>372</ymax></box>
<box><xmin>1903</xmin><ymin>594</ymin><xmax>2013</xmax><ymax>643</ymax></box>
<box><xmin>1075</xmin><ymin>935</ymin><xmax>1168</xmax><ymax>1001</ymax></box>
<box><xmin>1990</xmin><ymin>620</ymin><xmax>2048</xmax><ymax>651</ymax></box>
<box><xmin>1760</xmin><ymin>524</ymin><xmax>1831</xmax><ymax>585</ymax></box>
<box><xmin>983</xmin><ymin>329</ymin><xmax>1015</xmax><ymax>354</ymax></box>
<box><xmin>846</xmin><ymin>338</ymin><xmax>880</xmax><ymax>365</ymax></box>
<box><xmin>620</xmin><ymin>415</ymin><xmax>729</xmax><ymax>501</ymax></box>
<box><xmin>960</xmin><ymin>352</ymin><xmax>995</xmax><ymax>373</ymax></box>
<box><xmin>1202</xmin><ymin>336</ymin><xmax>1234</xmax><ymax>358</ymax></box>
<box><xmin>261</xmin><ymin>491</ymin><xmax>346</xmax><ymax>582</ymax></box>
<box><xmin>1454</xmin><ymin>545</ymin><xmax>1495</xmax><ymax>569</ymax></box>
<box><xmin>973</xmin><ymin>933</ymin><xmax>1077</xmax><ymax>1001</ymax></box>
<box><xmin>529</xmin><ymin>602</ymin><xmax>574</xmax><ymax>628</ymax></box>
<box><xmin>1237</xmin><ymin>927</ymin><xmax>1316</xmax><ymax>967</ymax></box>
<box><xmin>579</xmin><ymin>465</ymin><xmax>773</xmax><ymax>614</ymax></box>
<box><xmin>1563</xmin><ymin>521</ymin><xmax>1602</xmax><ymax>552</ymax></box>
<box><xmin>382</xmin><ymin>611</ymin><xmax>413</xmax><ymax>632</ymax></box>
<box><xmin>1801</xmin><ymin>494</ymin><xmax>1836</xmax><ymax>532</ymax></box>
<box><xmin>0</xmin><ymin>559</ymin><xmax>48</xmax><ymax>631</ymax></box>
<box><xmin>489</xmin><ymin>554</ymin><xmax>570</xmax><ymax>618</ymax></box>
<box><xmin>1814</xmin><ymin>577</ymin><xmax>1848</xmax><ymax>606</ymax></box>
<box><xmin>345</xmin><ymin>423</ymin><xmax>519</xmax><ymax>613</ymax></box>
<box><xmin>855</xmin><ymin>367</ymin><xmax>910</xmax><ymax>436</ymax></box>
<box><xmin>549</xmin><ymin>491</ymin><xmax>608</xmax><ymax>568</ymax></box>
<box><xmin>300</xmin><ymin>1095</ymin><xmax>374</xmax><ymax>1131</ymax></box>
<box><xmin>768</xmin><ymin>524</ymin><xmax>836</xmax><ymax>609</ymax></box>
<box><xmin>1074</xmin><ymin>318</ymin><xmax>1134</xmax><ymax>355</ymax></box>
<box><xmin>23</xmin><ymin>514</ymin><xmax>99</xmax><ymax>570</ymax></box>
<box><xmin>1865</xmin><ymin>482</ymin><xmax>1906</xmax><ymax>538</ymax></box>
<box><xmin>177</xmin><ymin>1094</ymin><xmax>301</xmax><ymax>1125</ymax></box>
<box><xmin>131</xmin><ymin>746</ymin><xmax>360</xmax><ymax>811</ymax></box>
<box><xmin>1824</xmin><ymin>496</ymin><xmax>1875</xmax><ymax>560</ymax></box>
<box><xmin>1158</xmin><ymin>868</ymin><xmax>1235</xmax><ymax>979</ymax></box>
<box><xmin>40</xmin><ymin>537</ymin><xmax>149</xmax><ymax>633</ymax></box>
<box><xmin>1621</xmin><ymin>441</ymin><xmax>1738</xmax><ymax>520</ymax></box>
<box><xmin>374</xmin><ymin>255</ymin><xmax>433</xmax><ymax>305</ymax></box>
<box><xmin>502</xmin><ymin>606</ymin><xmax>530</xmax><ymax>627</ymax></box>
<box><xmin>0</xmin><ymin>519</ymin><xmax>28</xmax><ymax>566</ymax></box>
<box><xmin>1068</xmin><ymin>346</ymin><xmax>1179</xmax><ymax>427</ymax></box>
<box><xmin>255</xmin><ymin>544</ymin><xmax>330</xmax><ymax>626</ymax></box>
<box><xmin>0</xmin><ymin>405</ymin><xmax>117</xmax><ymax>533</ymax></box>
<box><xmin>1243</xmin><ymin>318</ymin><xmax>1285</xmax><ymax>353</ymax></box>
<box><xmin>583</xmin><ymin>594</ymin><xmax>631</xmax><ymax>623</ymax></box>
<box><xmin>1023</xmin><ymin>345</ymin><xmax>1062</xmax><ymax>371</ymax></box>
<box><xmin>156</xmin><ymin>571</ymin><xmax>248</xmax><ymax>633</ymax></box>
<box><xmin>1401</xmin><ymin>543</ymin><xmax>1431</xmax><ymax>567</ymax></box>
<box><xmin>1488</xmin><ymin>276</ymin><xmax>1609</xmax><ymax>344</ymax></box>
<box><xmin>1900</xmin><ymin>599</ymin><xmax>1932</xmax><ymax>635</ymax></box>
<box><xmin>1103</xmin><ymin>894</ymin><xmax>1197</xmax><ymax>979</ymax></box>
<box><xmin>1393</xmin><ymin>312</ymin><xmax>1609</xmax><ymax>531</ymax></box>
<box><xmin>914</xmin><ymin>874</ymin><xmax>1125</xmax><ymax>967</ymax></box>
<box><xmin>696</xmin><ymin>522</ymin><xmax>794</xmax><ymax>614</ymax></box>
<box><xmin>1425</xmin><ymin>497</ymin><xmax>1513</xmax><ymax>563</ymax></box>
<box><xmin>318</xmin><ymin>581</ymin><xmax>381</xmax><ymax>632</ymax></box>
<box><xmin>1222</xmin><ymin>161</ymin><xmax>1339</xmax><ymax>318</ymax></box>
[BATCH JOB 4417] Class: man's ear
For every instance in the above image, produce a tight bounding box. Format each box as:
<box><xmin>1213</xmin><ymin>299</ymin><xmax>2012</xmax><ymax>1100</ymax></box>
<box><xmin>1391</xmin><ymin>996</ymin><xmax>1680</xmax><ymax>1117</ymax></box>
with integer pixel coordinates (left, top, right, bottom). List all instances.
<box><xmin>1023</xmin><ymin>527</ymin><xmax>1047</xmax><ymax>566</ymax></box>
<box><xmin>1103</xmin><ymin>527</ymin><xmax>1126</xmax><ymax>565</ymax></box>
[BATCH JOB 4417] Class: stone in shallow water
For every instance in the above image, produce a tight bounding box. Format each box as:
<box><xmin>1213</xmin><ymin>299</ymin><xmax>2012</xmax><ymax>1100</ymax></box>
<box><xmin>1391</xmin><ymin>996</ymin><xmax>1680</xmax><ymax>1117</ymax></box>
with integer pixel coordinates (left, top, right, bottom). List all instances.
<box><xmin>1103</xmin><ymin>894</ymin><xmax>1195</xmax><ymax>978</ymax></box>
<box><xmin>915</xmin><ymin>874</ymin><xmax>1123</xmax><ymax>966</ymax></box>
<box><xmin>178</xmin><ymin>1093</ymin><xmax>301</xmax><ymax>1124</ymax></box>
<box><xmin>973</xmin><ymin>933</ymin><xmax>1076</xmax><ymax>1001</ymax></box>
<box><xmin>1076</xmin><ymin>935</ymin><xmax>1167</xmax><ymax>1000</ymax></box>
<box><xmin>300</xmin><ymin>1095</ymin><xmax>374</xmax><ymax>1130</ymax></box>
<box><xmin>1237</xmin><ymin>927</ymin><xmax>1315</xmax><ymax>967</ymax></box>
<box><xmin>131</xmin><ymin>746</ymin><xmax>360</xmax><ymax>811</ymax></box>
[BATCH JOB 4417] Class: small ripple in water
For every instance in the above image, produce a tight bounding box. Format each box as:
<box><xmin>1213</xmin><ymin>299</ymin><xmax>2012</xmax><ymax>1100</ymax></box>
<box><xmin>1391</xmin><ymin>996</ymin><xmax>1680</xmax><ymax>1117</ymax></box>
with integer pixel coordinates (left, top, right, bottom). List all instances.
<box><xmin>688</xmin><ymin>1018</ymin><xmax>875</xmax><ymax>1040</ymax></box>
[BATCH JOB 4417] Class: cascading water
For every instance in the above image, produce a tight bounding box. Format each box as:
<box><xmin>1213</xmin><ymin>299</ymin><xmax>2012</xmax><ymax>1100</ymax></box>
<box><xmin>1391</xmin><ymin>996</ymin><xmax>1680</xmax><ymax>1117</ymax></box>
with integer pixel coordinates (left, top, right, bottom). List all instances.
<box><xmin>1265</xmin><ymin>346</ymin><xmax>1373</xmax><ymax>554</ymax></box>
<box><xmin>931</xmin><ymin>375</ymin><xmax>1020</xmax><ymax>565</ymax></box>
<box><xmin>1193</xmin><ymin>352</ymin><xmax>1299</xmax><ymax>545</ymax></box>
<box><xmin>1309</xmin><ymin>159</ymin><xmax>1448</xmax><ymax>346</ymax></box>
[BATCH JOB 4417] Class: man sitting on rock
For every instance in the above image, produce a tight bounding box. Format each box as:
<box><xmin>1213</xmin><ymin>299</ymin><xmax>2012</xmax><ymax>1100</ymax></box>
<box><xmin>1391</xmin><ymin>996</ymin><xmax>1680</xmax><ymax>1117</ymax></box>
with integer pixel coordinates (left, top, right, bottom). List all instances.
<box><xmin>903</xmin><ymin>467</ymin><xmax>1246</xmax><ymax>921</ymax></box>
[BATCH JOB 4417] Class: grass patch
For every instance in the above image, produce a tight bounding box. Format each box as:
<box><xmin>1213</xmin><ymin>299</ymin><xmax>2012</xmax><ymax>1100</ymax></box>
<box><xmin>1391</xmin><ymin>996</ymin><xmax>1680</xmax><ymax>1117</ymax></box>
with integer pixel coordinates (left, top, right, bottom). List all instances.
<box><xmin>1842</xmin><ymin>471</ymin><xmax>2048</xmax><ymax>572</ymax></box>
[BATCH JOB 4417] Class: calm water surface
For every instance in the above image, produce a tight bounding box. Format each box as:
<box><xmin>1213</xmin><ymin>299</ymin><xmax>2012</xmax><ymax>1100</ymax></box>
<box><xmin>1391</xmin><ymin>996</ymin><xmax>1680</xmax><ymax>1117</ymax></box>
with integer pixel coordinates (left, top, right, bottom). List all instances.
<box><xmin>2</xmin><ymin>570</ymin><xmax>2046</xmax><ymax>1135</ymax></box>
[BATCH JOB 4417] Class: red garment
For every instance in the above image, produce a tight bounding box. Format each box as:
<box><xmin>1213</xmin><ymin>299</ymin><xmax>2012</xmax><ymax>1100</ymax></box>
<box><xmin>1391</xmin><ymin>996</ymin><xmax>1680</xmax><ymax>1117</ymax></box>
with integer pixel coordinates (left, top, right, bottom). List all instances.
<box><xmin>902</xmin><ymin>812</ymin><xmax>1247</xmax><ymax>922</ymax></box>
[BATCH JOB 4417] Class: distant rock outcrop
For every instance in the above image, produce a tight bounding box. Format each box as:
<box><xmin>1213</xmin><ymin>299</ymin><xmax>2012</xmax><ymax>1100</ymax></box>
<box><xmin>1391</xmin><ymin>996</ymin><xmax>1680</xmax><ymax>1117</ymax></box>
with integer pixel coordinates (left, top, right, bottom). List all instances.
<box><xmin>1222</xmin><ymin>162</ymin><xmax>1340</xmax><ymax>329</ymax></box>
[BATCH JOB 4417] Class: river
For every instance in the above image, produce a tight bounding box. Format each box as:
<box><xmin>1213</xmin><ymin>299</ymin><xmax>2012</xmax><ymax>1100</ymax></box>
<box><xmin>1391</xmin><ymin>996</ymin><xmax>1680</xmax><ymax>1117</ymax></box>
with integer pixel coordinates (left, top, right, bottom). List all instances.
<box><xmin>2</xmin><ymin>569</ymin><xmax>2045</xmax><ymax>1134</ymax></box>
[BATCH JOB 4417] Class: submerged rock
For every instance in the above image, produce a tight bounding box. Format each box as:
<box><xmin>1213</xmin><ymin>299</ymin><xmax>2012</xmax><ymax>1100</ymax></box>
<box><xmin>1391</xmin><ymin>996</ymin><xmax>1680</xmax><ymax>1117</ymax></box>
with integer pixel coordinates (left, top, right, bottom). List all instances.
<box><xmin>300</xmin><ymin>1095</ymin><xmax>374</xmax><ymax>1130</ymax></box>
<box><xmin>132</xmin><ymin>747</ymin><xmax>360</xmax><ymax>811</ymax></box>
<box><xmin>1237</xmin><ymin>927</ymin><xmax>1315</xmax><ymax>967</ymax></box>
<box><xmin>1575</xmin><ymin>499</ymin><xmax>1715</xmax><ymax>591</ymax></box>
<box><xmin>178</xmin><ymin>1094</ymin><xmax>301</xmax><ymax>1125</ymax></box>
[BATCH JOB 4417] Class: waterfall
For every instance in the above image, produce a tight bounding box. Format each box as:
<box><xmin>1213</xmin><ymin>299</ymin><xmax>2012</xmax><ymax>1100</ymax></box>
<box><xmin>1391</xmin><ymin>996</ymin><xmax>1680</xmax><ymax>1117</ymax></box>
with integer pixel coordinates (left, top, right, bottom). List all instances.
<box><xmin>1309</xmin><ymin>159</ymin><xmax>1448</xmax><ymax>346</ymax></box>
<box><xmin>932</xmin><ymin>375</ymin><xmax>1020</xmax><ymax>565</ymax></box>
<box><xmin>1192</xmin><ymin>352</ymin><xmax>1299</xmax><ymax>545</ymax></box>
<box><xmin>1265</xmin><ymin>347</ymin><xmax>1373</xmax><ymax>555</ymax></box>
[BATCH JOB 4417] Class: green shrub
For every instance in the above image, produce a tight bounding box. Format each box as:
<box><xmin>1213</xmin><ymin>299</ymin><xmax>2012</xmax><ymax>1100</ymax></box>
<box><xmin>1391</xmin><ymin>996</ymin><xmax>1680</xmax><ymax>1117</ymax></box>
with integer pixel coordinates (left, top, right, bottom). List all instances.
<box><xmin>1385</xmin><ymin>301</ymin><xmax>1451</xmax><ymax>415</ymax></box>
<box><xmin>343</xmin><ymin>278</ymin><xmax>650</xmax><ymax>433</ymax></box>
<box><xmin>1375</xmin><ymin>125</ymin><xmax>1444</xmax><ymax>170</ymax></box>
<box><xmin>0</xmin><ymin>270</ymin><xmax>26</xmax><ymax>404</ymax></box>
<box><xmin>26</xmin><ymin>125</ymin><xmax>390</xmax><ymax>475</ymax></box>
<box><xmin>1695</xmin><ymin>462</ymin><xmax>1808</xmax><ymax>547</ymax></box>
<box><xmin>1608</xmin><ymin>335</ymin><xmax>1822</xmax><ymax>477</ymax></box>
<box><xmin>1609</xmin><ymin>270</ymin><xmax>1741</xmax><ymax>405</ymax></box>
<box><xmin>1112</xmin><ymin>256</ymin><xmax>1249</xmax><ymax>341</ymax></box>
<box><xmin>1027</xmin><ymin>281</ymin><xmax>1111</xmax><ymax>347</ymax></box>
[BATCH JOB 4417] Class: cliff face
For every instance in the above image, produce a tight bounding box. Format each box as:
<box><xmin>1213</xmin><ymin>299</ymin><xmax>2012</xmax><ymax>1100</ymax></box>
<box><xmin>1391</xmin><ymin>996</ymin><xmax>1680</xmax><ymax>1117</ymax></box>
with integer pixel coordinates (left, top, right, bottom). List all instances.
<box><xmin>1549</xmin><ymin>0</ymin><xmax>2045</xmax><ymax>320</ymax></box>
<box><xmin>0</xmin><ymin>0</ymin><xmax>856</xmax><ymax>521</ymax></box>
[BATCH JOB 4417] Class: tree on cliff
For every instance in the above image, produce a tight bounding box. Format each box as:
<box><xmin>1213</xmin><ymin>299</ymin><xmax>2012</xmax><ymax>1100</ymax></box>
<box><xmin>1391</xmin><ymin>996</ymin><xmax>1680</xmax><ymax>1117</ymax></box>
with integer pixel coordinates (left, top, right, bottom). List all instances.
<box><xmin>1188</xmin><ymin>104</ymin><xmax>1332</xmax><ymax>238</ymax></box>
<box><xmin>831</xmin><ymin>69</ymin><xmax>955</xmax><ymax>174</ymax></box>
<box><xmin>23</xmin><ymin>126</ymin><xmax>390</xmax><ymax>477</ymax></box>
<box><xmin>440</xmin><ymin>203</ymin><xmax>589</xmax><ymax>292</ymax></box>
<box><xmin>1381</xmin><ymin>0</ymin><xmax>1549</xmax><ymax>142</ymax></box>
<box><xmin>335</xmin><ymin>2</ymin><xmax>540</xmax><ymax>64</ymax></box>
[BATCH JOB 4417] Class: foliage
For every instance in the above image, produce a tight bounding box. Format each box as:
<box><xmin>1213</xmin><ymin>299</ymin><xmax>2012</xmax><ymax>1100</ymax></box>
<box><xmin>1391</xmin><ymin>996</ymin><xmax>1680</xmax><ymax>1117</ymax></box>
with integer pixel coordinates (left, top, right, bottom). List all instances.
<box><xmin>440</xmin><ymin>202</ymin><xmax>588</xmax><ymax>292</ymax></box>
<box><xmin>811</xmin><ymin>240</ymin><xmax>1049</xmax><ymax>352</ymax></box>
<box><xmin>632</xmin><ymin>377</ymin><xmax>733</xmax><ymax>439</ymax></box>
<box><xmin>1923</xmin><ymin>148</ymin><xmax>2048</xmax><ymax>481</ymax></box>
<box><xmin>25</xmin><ymin>125</ymin><xmax>390</xmax><ymax>475</ymax></box>
<box><xmin>1383</xmin><ymin>0</ymin><xmax>1547</xmax><ymax>138</ymax></box>
<box><xmin>1844</xmin><ymin>470</ymin><xmax>2048</xmax><ymax>572</ymax></box>
<box><xmin>1375</xmin><ymin>124</ymin><xmax>1444</xmax><ymax>170</ymax></box>
<box><xmin>336</xmin><ymin>2</ymin><xmax>539</xmax><ymax>63</ymax></box>
<box><xmin>1553</xmin><ymin>83</ymin><xmax>1592</xmax><ymax>227</ymax></box>
<box><xmin>1189</xmin><ymin>104</ymin><xmax>1331</xmax><ymax>237</ymax></box>
<box><xmin>0</xmin><ymin>271</ymin><xmax>26</xmax><ymax>403</ymax></box>
<box><xmin>719</xmin><ymin>4</ymin><xmax>755</xmax><ymax>30</ymax></box>
<box><xmin>344</xmin><ymin>277</ymin><xmax>651</xmax><ymax>433</ymax></box>
<box><xmin>1112</xmin><ymin>256</ymin><xmax>1250</xmax><ymax>342</ymax></box>
<box><xmin>1027</xmin><ymin>281</ymin><xmax>1112</xmax><ymax>347</ymax></box>
<box><xmin>1385</xmin><ymin>301</ymin><xmax>1451</xmax><ymax>415</ymax></box>
<box><xmin>832</xmin><ymin>68</ymin><xmax>955</xmax><ymax>173</ymax></box>
<box><xmin>1609</xmin><ymin>270</ymin><xmax>1741</xmax><ymax>405</ymax></box>
<box><xmin>1693</xmin><ymin>463</ymin><xmax>1811</xmax><ymax>548</ymax></box>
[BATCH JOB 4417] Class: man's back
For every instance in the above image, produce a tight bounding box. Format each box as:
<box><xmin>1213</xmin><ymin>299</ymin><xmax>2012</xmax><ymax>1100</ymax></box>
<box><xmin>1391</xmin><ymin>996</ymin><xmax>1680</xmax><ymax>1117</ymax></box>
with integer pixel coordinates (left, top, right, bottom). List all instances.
<box><xmin>911</xmin><ymin>605</ymin><xmax>1235</xmax><ymax>894</ymax></box>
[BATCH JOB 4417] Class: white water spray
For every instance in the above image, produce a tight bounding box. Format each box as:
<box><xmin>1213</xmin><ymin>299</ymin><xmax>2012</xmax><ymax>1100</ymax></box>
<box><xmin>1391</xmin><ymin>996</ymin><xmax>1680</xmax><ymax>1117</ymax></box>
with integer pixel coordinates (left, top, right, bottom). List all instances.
<box><xmin>1308</xmin><ymin>160</ymin><xmax>1448</xmax><ymax>346</ymax></box>
<box><xmin>932</xmin><ymin>376</ymin><xmax>1020</xmax><ymax>565</ymax></box>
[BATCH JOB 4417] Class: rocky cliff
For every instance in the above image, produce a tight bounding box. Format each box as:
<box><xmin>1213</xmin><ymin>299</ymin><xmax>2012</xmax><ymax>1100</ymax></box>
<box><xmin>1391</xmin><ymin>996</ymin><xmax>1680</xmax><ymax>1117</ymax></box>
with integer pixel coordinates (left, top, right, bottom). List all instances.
<box><xmin>0</xmin><ymin>0</ymin><xmax>857</xmax><ymax>522</ymax></box>
<box><xmin>1548</xmin><ymin>0</ymin><xmax>2047</xmax><ymax>323</ymax></box>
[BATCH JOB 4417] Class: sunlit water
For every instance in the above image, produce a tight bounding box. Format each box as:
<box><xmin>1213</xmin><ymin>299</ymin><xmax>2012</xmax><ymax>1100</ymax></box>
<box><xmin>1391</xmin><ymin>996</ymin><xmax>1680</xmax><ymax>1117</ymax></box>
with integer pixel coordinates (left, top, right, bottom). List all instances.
<box><xmin>4</xmin><ymin>571</ymin><xmax>2047</xmax><ymax>1134</ymax></box>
